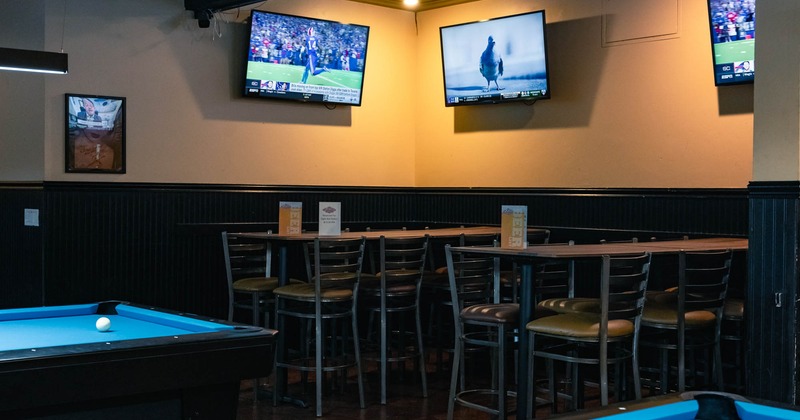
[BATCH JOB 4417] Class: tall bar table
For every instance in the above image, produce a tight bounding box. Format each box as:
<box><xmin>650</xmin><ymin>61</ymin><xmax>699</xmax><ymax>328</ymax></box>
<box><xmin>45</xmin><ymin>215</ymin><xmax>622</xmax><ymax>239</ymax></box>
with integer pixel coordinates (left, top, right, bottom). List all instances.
<box><xmin>234</xmin><ymin>226</ymin><xmax>547</xmax><ymax>407</ymax></box>
<box><xmin>450</xmin><ymin>237</ymin><xmax>748</xmax><ymax>420</ymax></box>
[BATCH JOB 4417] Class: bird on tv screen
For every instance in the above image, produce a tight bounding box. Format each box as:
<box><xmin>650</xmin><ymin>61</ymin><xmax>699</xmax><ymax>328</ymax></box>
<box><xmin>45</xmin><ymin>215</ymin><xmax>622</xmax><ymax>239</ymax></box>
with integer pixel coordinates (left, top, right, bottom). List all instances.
<box><xmin>244</xmin><ymin>10</ymin><xmax>370</xmax><ymax>106</ymax></box>
<box><xmin>439</xmin><ymin>10</ymin><xmax>550</xmax><ymax>107</ymax></box>
<box><xmin>707</xmin><ymin>0</ymin><xmax>755</xmax><ymax>86</ymax></box>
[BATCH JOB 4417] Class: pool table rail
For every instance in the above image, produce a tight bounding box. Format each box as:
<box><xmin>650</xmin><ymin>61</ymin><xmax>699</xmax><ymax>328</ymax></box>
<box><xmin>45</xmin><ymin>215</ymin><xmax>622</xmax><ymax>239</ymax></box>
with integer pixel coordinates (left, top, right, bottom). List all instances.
<box><xmin>0</xmin><ymin>301</ymin><xmax>276</xmax><ymax>419</ymax></box>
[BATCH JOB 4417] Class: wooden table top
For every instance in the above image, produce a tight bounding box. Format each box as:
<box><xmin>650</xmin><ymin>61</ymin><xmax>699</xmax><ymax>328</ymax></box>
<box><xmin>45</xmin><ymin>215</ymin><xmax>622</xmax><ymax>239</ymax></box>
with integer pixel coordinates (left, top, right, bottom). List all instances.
<box><xmin>236</xmin><ymin>226</ymin><xmax>521</xmax><ymax>241</ymax></box>
<box><xmin>451</xmin><ymin>237</ymin><xmax>748</xmax><ymax>259</ymax></box>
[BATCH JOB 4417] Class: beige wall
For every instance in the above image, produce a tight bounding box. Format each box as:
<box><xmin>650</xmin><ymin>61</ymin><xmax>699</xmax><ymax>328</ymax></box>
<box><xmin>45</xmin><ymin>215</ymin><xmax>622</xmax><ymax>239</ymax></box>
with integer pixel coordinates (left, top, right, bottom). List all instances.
<box><xmin>0</xmin><ymin>0</ymin><xmax>46</xmax><ymax>181</ymax></box>
<box><xmin>414</xmin><ymin>0</ymin><xmax>752</xmax><ymax>188</ymax></box>
<box><xmin>752</xmin><ymin>0</ymin><xmax>800</xmax><ymax>182</ymax></box>
<box><xmin>0</xmin><ymin>0</ymin><xmax>753</xmax><ymax>187</ymax></box>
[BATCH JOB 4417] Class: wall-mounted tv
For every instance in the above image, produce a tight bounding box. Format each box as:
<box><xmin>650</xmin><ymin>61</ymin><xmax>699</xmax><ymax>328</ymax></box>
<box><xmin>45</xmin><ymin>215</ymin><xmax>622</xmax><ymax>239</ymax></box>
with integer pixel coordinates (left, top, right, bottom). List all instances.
<box><xmin>243</xmin><ymin>10</ymin><xmax>370</xmax><ymax>106</ymax></box>
<box><xmin>439</xmin><ymin>10</ymin><xmax>550</xmax><ymax>107</ymax></box>
<box><xmin>706</xmin><ymin>0</ymin><xmax>755</xmax><ymax>86</ymax></box>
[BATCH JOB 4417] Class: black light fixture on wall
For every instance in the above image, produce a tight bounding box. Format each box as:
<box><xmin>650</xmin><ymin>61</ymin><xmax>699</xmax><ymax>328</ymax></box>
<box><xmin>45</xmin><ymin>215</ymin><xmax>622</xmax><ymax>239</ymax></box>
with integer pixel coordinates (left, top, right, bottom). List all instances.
<box><xmin>0</xmin><ymin>47</ymin><xmax>68</xmax><ymax>74</ymax></box>
<box><xmin>0</xmin><ymin>0</ymin><xmax>70</xmax><ymax>75</ymax></box>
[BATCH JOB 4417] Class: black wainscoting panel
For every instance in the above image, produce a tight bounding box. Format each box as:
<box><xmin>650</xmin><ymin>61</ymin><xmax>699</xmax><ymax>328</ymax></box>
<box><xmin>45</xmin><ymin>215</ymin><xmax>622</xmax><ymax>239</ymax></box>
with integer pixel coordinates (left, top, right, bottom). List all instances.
<box><xmin>747</xmin><ymin>182</ymin><xmax>799</xmax><ymax>403</ymax></box>
<box><xmin>39</xmin><ymin>184</ymin><xmax>427</xmax><ymax>317</ymax></box>
<box><xmin>0</xmin><ymin>183</ymin><xmax>750</xmax><ymax>321</ymax></box>
<box><xmin>0</xmin><ymin>184</ymin><xmax>44</xmax><ymax>309</ymax></box>
<box><xmin>413</xmin><ymin>188</ymin><xmax>748</xmax><ymax>237</ymax></box>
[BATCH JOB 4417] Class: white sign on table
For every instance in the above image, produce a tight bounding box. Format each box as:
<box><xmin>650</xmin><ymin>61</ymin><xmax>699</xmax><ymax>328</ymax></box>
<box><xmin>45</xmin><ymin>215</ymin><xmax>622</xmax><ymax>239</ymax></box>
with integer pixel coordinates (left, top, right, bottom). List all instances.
<box><xmin>318</xmin><ymin>202</ymin><xmax>341</xmax><ymax>236</ymax></box>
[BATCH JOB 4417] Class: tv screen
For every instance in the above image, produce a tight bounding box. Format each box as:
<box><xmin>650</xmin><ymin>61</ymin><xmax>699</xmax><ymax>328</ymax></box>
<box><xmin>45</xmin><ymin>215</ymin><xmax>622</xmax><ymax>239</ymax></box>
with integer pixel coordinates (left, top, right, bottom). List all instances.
<box><xmin>244</xmin><ymin>10</ymin><xmax>370</xmax><ymax>106</ymax></box>
<box><xmin>707</xmin><ymin>0</ymin><xmax>755</xmax><ymax>86</ymax></box>
<box><xmin>439</xmin><ymin>10</ymin><xmax>550</xmax><ymax>107</ymax></box>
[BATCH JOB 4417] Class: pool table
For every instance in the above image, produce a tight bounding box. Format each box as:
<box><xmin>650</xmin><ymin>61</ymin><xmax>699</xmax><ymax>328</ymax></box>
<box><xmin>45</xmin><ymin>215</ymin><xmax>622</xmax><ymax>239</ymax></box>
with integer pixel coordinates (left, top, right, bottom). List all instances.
<box><xmin>550</xmin><ymin>391</ymin><xmax>800</xmax><ymax>420</ymax></box>
<box><xmin>0</xmin><ymin>301</ymin><xmax>276</xmax><ymax>419</ymax></box>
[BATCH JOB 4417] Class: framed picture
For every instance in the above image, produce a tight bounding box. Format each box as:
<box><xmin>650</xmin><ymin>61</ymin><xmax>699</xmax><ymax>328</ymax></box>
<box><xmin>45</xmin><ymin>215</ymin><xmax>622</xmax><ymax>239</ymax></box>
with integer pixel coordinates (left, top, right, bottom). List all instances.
<box><xmin>65</xmin><ymin>93</ymin><xmax>126</xmax><ymax>173</ymax></box>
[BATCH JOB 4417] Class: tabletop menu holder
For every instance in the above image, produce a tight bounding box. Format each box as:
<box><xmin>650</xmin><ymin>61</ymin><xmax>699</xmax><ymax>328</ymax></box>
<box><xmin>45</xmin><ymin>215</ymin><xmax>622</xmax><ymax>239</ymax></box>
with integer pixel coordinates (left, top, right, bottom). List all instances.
<box><xmin>500</xmin><ymin>205</ymin><xmax>527</xmax><ymax>249</ymax></box>
<box><xmin>278</xmin><ymin>201</ymin><xmax>302</xmax><ymax>235</ymax></box>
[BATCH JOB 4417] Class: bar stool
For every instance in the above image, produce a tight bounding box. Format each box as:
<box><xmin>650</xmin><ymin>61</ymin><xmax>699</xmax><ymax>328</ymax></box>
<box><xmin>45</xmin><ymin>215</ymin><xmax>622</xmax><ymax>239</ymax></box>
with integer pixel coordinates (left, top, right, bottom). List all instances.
<box><xmin>721</xmin><ymin>297</ymin><xmax>745</xmax><ymax>393</ymax></box>
<box><xmin>221</xmin><ymin>231</ymin><xmax>302</xmax><ymax>327</ymax></box>
<box><xmin>358</xmin><ymin>235</ymin><xmax>429</xmax><ymax>404</ymax></box>
<box><xmin>526</xmin><ymin>253</ymin><xmax>652</xmax><ymax>415</ymax></box>
<box><xmin>422</xmin><ymin>233</ymin><xmax>499</xmax><ymax>376</ymax></box>
<box><xmin>444</xmin><ymin>244</ymin><xmax>522</xmax><ymax>420</ymax></box>
<box><xmin>272</xmin><ymin>237</ymin><xmax>366</xmax><ymax>417</ymax></box>
<box><xmin>639</xmin><ymin>250</ymin><xmax>733</xmax><ymax>394</ymax></box>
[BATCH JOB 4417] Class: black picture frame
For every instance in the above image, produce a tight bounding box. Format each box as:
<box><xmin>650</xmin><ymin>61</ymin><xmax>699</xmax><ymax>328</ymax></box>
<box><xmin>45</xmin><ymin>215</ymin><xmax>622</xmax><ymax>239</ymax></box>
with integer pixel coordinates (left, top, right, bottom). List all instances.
<box><xmin>65</xmin><ymin>93</ymin><xmax>126</xmax><ymax>173</ymax></box>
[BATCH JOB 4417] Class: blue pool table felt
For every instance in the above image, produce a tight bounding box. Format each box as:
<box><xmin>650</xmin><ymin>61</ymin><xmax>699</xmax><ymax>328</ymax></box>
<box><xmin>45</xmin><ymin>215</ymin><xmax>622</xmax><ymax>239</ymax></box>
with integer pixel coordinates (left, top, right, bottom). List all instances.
<box><xmin>0</xmin><ymin>303</ymin><xmax>233</xmax><ymax>352</ymax></box>
<box><xmin>596</xmin><ymin>399</ymin><xmax>800</xmax><ymax>420</ymax></box>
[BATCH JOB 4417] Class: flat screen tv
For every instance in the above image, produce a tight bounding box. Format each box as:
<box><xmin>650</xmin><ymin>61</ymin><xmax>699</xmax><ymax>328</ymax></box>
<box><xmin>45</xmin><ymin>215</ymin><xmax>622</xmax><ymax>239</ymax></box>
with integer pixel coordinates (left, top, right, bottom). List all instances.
<box><xmin>243</xmin><ymin>10</ymin><xmax>370</xmax><ymax>106</ymax></box>
<box><xmin>439</xmin><ymin>10</ymin><xmax>550</xmax><ymax>107</ymax></box>
<box><xmin>706</xmin><ymin>0</ymin><xmax>755</xmax><ymax>86</ymax></box>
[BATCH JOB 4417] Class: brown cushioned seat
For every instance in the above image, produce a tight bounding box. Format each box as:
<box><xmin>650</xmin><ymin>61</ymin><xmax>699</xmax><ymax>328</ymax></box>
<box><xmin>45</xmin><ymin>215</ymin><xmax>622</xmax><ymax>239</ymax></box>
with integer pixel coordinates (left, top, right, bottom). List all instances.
<box><xmin>641</xmin><ymin>302</ymin><xmax>716</xmax><ymax>327</ymax></box>
<box><xmin>724</xmin><ymin>298</ymin><xmax>744</xmax><ymax>319</ymax></box>
<box><xmin>646</xmin><ymin>289</ymin><xmax>714</xmax><ymax>306</ymax></box>
<box><xmin>359</xmin><ymin>276</ymin><xmax>418</xmax><ymax>294</ymax></box>
<box><xmin>538</xmin><ymin>297</ymin><xmax>601</xmax><ymax>314</ymax></box>
<box><xmin>527</xmin><ymin>312</ymin><xmax>635</xmax><ymax>338</ymax></box>
<box><xmin>541</xmin><ymin>288</ymin><xmax>643</xmax><ymax>315</ymax></box>
<box><xmin>645</xmin><ymin>290</ymin><xmax>678</xmax><ymax>304</ymax></box>
<box><xmin>421</xmin><ymin>270</ymin><xmax>450</xmax><ymax>289</ymax></box>
<box><xmin>234</xmin><ymin>277</ymin><xmax>303</xmax><ymax>293</ymax></box>
<box><xmin>318</xmin><ymin>272</ymin><xmax>359</xmax><ymax>282</ymax></box>
<box><xmin>460</xmin><ymin>303</ymin><xmax>519</xmax><ymax>324</ymax></box>
<box><xmin>233</xmin><ymin>277</ymin><xmax>279</xmax><ymax>292</ymax></box>
<box><xmin>273</xmin><ymin>283</ymin><xmax>353</xmax><ymax>301</ymax></box>
<box><xmin>535</xmin><ymin>306</ymin><xmax>558</xmax><ymax>319</ymax></box>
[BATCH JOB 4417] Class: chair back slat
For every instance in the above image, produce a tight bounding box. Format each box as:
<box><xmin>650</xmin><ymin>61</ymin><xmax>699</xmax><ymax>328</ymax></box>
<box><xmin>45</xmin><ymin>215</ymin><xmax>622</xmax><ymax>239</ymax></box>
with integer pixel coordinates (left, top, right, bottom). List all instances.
<box><xmin>502</xmin><ymin>241</ymin><xmax>574</xmax><ymax>304</ymax></box>
<box><xmin>221</xmin><ymin>231</ymin><xmax>276</xmax><ymax>322</ymax></box>
<box><xmin>535</xmin><ymin>268</ymin><xmax>571</xmax><ymax>297</ymax></box>
<box><xmin>444</xmin><ymin>245</ymin><xmax>497</xmax><ymax>315</ymax></box>
<box><xmin>527</xmin><ymin>228</ymin><xmax>551</xmax><ymax>245</ymax></box>
<box><xmin>223</xmin><ymin>233</ymin><xmax>272</xmax><ymax>281</ymax></box>
<box><xmin>679</xmin><ymin>250</ymin><xmax>732</xmax><ymax>314</ymax></box>
<box><xmin>601</xmin><ymin>253</ymin><xmax>651</xmax><ymax>324</ymax></box>
<box><xmin>460</xmin><ymin>232</ymin><xmax>500</xmax><ymax>247</ymax></box>
<box><xmin>380</xmin><ymin>235</ymin><xmax>429</xmax><ymax>284</ymax></box>
<box><xmin>305</xmin><ymin>237</ymin><xmax>366</xmax><ymax>287</ymax></box>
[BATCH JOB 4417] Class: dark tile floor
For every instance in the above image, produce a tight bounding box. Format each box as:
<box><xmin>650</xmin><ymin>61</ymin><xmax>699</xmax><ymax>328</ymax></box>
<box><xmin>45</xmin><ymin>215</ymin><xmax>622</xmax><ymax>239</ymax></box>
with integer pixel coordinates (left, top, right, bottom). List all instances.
<box><xmin>235</xmin><ymin>358</ymin><xmax>612</xmax><ymax>419</ymax></box>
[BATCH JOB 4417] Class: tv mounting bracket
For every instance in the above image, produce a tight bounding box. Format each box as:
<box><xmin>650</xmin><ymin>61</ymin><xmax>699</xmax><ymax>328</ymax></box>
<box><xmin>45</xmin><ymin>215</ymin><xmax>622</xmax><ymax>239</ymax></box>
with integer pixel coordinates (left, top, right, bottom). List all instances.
<box><xmin>184</xmin><ymin>0</ymin><xmax>262</xmax><ymax>27</ymax></box>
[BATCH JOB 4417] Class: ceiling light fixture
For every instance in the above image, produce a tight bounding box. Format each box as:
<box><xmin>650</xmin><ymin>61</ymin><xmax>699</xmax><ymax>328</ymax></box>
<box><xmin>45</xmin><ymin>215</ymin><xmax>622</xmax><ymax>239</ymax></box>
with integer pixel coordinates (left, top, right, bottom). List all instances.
<box><xmin>403</xmin><ymin>0</ymin><xmax>419</xmax><ymax>7</ymax></box>
<box><xmin>0</xmin><ymin>47</ymin><xmax>69</xmax><ymax>74</ymax></box>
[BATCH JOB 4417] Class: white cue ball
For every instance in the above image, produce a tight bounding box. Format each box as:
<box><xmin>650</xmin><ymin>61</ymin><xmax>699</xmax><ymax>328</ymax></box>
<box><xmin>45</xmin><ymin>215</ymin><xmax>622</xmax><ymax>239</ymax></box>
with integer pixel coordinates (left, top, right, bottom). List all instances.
<box><xmin>96</xmin><ymin>316</ymin><xmax>111</xmax><ymax>332</ymax></box>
